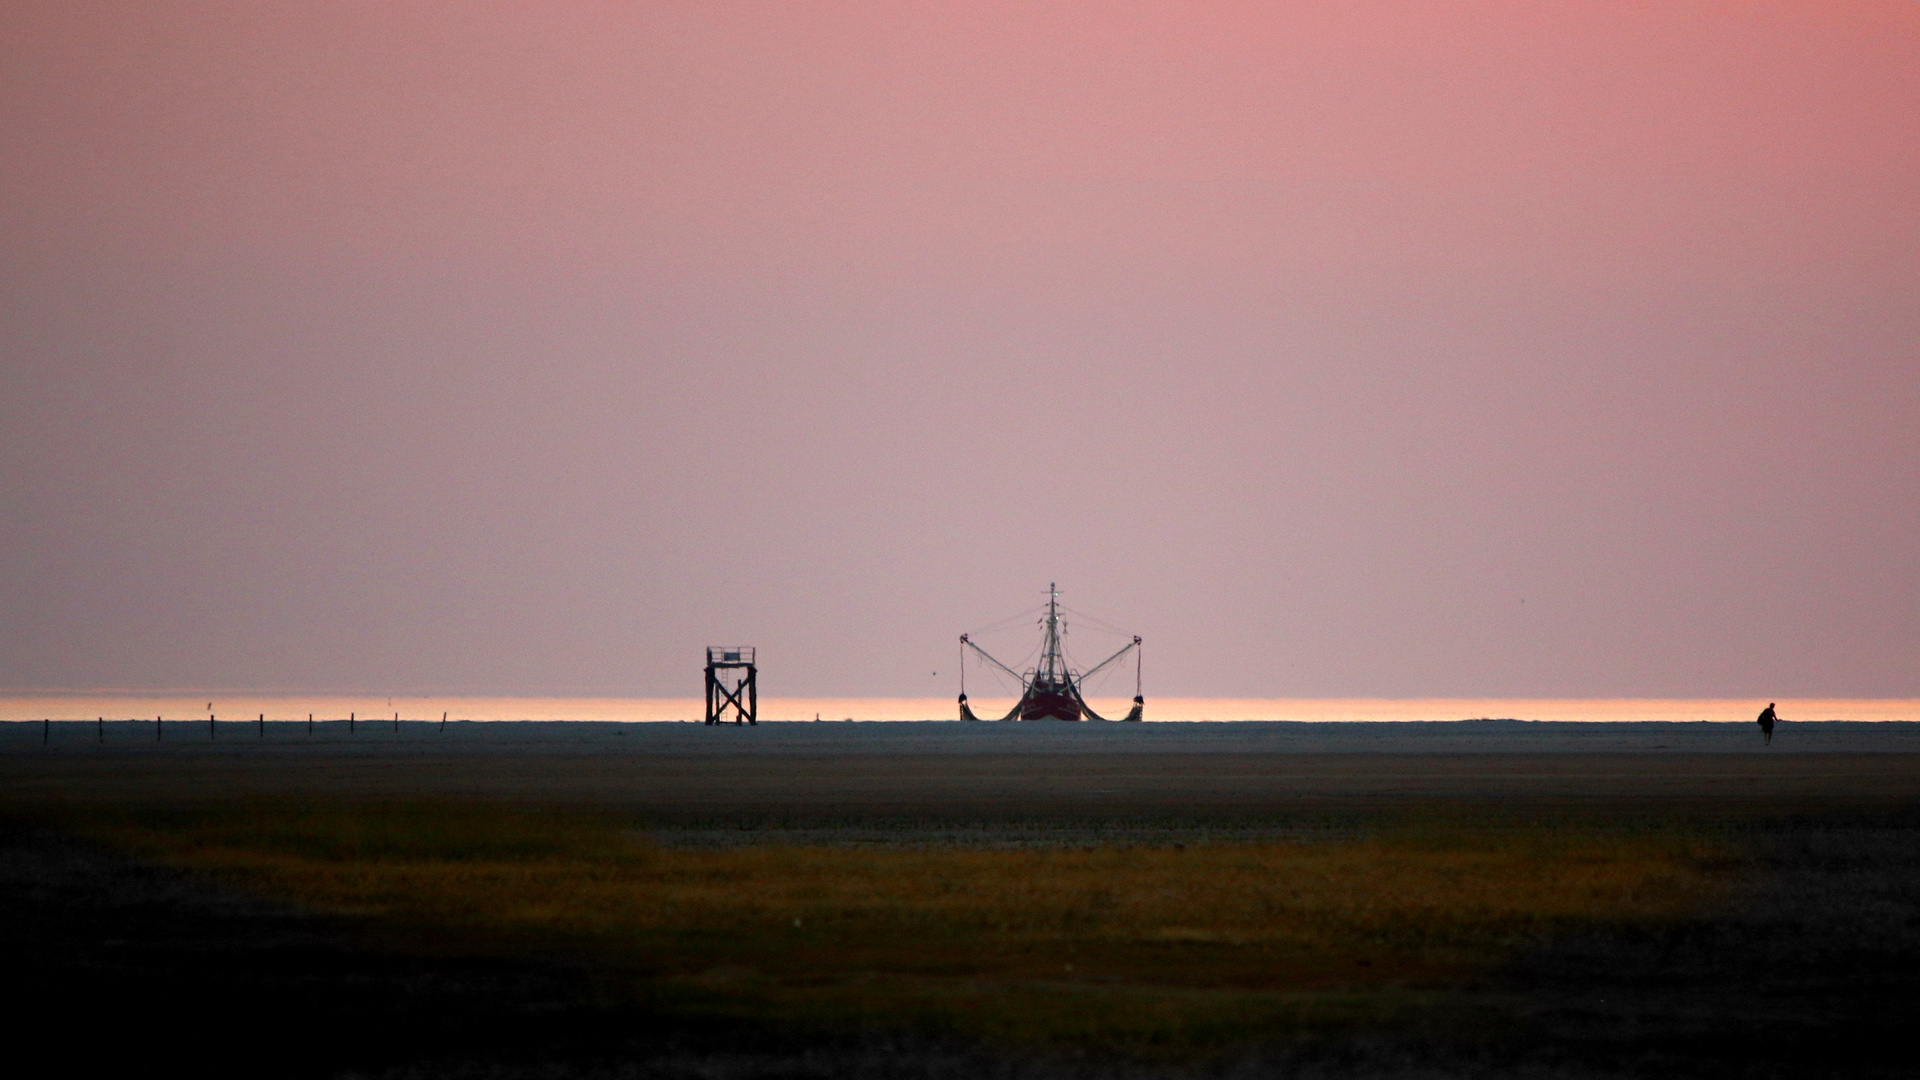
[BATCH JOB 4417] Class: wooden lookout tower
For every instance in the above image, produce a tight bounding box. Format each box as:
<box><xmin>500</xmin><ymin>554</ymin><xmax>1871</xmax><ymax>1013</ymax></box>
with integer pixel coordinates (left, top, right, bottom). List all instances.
<box><xmin>704</xmin><ymin>646</ymin><xmax>757</xmax><ymax>726</ymax></box>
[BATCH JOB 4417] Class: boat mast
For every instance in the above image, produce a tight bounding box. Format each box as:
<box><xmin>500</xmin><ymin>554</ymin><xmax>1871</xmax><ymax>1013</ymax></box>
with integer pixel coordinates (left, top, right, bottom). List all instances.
<box><xmin>1039</xmin><ymin>583</ymin><xmax>1065</xmax><ymax>688</ymax></box>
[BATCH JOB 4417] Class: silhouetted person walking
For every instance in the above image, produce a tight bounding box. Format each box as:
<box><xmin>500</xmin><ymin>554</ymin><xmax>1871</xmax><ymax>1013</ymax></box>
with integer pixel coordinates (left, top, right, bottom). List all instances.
<box><xmin>1757</xmin><ymin>702</ymin><xmax>1777</xmax><ymax>745</ymax></box>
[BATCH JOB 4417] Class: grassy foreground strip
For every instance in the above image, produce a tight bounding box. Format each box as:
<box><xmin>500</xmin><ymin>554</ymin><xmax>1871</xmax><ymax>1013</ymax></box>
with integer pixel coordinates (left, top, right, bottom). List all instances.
<box><xmin>70</xmin><ymin>801</ymin><xmax>1733</xmax><ymax>1055</ymax></box>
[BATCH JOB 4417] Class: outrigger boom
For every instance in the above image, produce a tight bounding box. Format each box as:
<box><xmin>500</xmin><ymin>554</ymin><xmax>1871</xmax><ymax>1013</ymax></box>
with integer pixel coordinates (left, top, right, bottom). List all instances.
<box><xmin>959</xmin><ymin>584</ymin><xmax>1143</xmax><ymax>721</ymax></box>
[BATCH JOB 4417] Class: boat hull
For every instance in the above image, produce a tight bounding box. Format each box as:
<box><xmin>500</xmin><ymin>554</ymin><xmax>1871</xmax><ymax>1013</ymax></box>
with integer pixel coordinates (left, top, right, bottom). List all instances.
<box><xmin>1020</xmin><ymin>691</ymin><xmax>1082</xmax><ymax>722</ymax></box>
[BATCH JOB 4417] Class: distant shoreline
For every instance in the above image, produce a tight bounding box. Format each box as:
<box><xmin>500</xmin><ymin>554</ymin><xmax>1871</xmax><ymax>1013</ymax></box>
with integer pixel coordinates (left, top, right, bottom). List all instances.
<box><xmin>3</xmin><ymin>694</ymin><xmax>1916</xmax><ymax>725</ymax></box>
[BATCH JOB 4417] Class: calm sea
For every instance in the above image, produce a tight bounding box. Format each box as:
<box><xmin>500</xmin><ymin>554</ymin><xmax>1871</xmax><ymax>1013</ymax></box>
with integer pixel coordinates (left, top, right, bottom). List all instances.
<box><xmin>1</xmin><ymin>695</ymin><xmax>1915</xmax><ymax>724</ymax></box>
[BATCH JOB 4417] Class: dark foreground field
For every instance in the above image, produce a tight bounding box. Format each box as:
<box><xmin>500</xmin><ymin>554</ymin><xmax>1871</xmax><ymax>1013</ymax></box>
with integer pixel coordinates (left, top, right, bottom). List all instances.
<box><xmin>5</xmin><ymin>726</ymin><xmax>1919</xmax><ymax>1078</ymax></box>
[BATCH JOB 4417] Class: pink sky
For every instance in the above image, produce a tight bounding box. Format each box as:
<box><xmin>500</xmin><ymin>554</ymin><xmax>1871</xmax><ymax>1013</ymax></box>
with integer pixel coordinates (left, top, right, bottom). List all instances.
<box><xmin>2</xmin><ymin>2</ymin><xmax>1916</xmax><ymax>697</ymax></box>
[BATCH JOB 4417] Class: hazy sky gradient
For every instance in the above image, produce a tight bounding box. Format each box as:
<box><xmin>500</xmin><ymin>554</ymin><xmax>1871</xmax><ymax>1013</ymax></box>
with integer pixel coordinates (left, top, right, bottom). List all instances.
<box><xmin>4</xmin><ymin>2</ymin><xmax>1917</xmax><ymax>696</ymax></box>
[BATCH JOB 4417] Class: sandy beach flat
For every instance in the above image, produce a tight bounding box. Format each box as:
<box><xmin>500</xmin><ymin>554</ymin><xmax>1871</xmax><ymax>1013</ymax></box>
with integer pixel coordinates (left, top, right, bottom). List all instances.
<box><xmin>6</xmin><ymin>720</ymin><xmax>1917</xmax><ymax>809</ymax></box>
<box><xmin>9</xmin><ymin>717</ymin><xmax>1920</xmax><ymax>754</ymax></box>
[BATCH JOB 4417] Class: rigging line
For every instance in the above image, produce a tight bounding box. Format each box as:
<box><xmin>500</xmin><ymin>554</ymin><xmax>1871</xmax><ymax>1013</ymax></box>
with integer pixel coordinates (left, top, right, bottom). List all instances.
<box><xmin>1052</xmin><ymin>618</ymin><xmax>1113</xmax><ymax>661</ymax></box>
<box><xmin>975</xmin><ymin>674</ymin><xmax>1025</xmax><ymax>698</ymax></box>
<box><xmin>982</xmin><ymin>632</ymin><xmax>1045</xmax><ymax>674</ymax></box>
<box><xmin>963</xmin><ymin>637</ymin><xmax>1028</xmax><ymax>685</ymax></box>
<box><xmin>1076</xmin><ymin>664</ymin><xmax>1126</xmax><ymax>697</ymax></box>
<box><xmin>1075</xmin><ymin>638</ymin><xmax>1128</xmax><ymax>687</ymax></box>
<box><xmin>981</xmin><ymin>610</ymin><xmax>1045</xmax><ymax>635</ymax></box>
<box><xmin>965</xmin><ymin>637</ymin><xmax>1043</xmax><ymax>681</ymax></box>
<box><xmin>1055</xmin><ymin>603</ymin><xmax>1133</xmax><ymax>636</ymax></box>
<box><xmin>1017</xmin><ymin>637</ymin><xmax>1045</xmax><ymax>670</ymax></box>
<box><xmin>965</xmin><ymin>637</ymin><xmax>1027</xmax><ymax>696</ymax></box>
<box><xmin>966</xmin><ymin>605</ymin><xmax>1048</xmax><ymax>638</ymax></box>
<box><xmin>1059</xmin><ymin>618</ymin><xmax>1121</xmax><ymax>661</ymax></box>
<box><xmin>1075</xmin><ymin>639</ymin><xmax>1139</xmax><ymax>684</ymax></box>
<box><xmin>977</xmin><ymin>675</ymin><xmax>1025</xmax><ymax>700</ymax></box>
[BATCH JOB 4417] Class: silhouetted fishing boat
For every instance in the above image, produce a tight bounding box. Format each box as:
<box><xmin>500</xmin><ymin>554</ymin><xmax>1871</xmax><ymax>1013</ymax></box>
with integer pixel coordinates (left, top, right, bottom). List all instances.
<box><xmin>959</xmin><ymin>585</ymin><xmax>1143</xmax><ymax>722</ymax></box>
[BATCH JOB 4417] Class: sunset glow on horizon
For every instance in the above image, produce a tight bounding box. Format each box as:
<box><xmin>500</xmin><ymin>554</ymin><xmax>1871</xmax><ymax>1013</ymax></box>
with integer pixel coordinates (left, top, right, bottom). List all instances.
<box><xmin>5</xmin><ymin>694</ymin><xmax>1918</xmax><ymax>727</ymax></box>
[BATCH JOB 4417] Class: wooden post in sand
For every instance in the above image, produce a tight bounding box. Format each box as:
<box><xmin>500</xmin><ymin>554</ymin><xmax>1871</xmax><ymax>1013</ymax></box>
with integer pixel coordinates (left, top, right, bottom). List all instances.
<box><xmin>440</xmin><ymin>710</ymin><xmax>447</xmax><ymax>732</ymax></box>
<box><xmin>349</xmin><ymin>711</ymin><xmax>355</xmax><ymax>733</ymax></box>
<box><xmin>258</xmin><ymin>713</ymin><xmax>265</xmax><ymax>737</ymax></box>
<box><xmin>43</xmin><ymin>718</ymin><xmax>49</xmax><ymax>745</ymax></box>
<box><xmin>392</xmin><ymin>711</ymin><xmax>398</xmax><ymax>733</ymax></box>
<box><xmin>98</xmin><ymin>716</ymin><xmax>104</xmax><ymax>743</ymax></box>
<box><xmin>308</xmin><ymin>712</ymin><xmax>313</xmax><ymax>736</ymax></box>
<box><xmin>157</xmin><ymin>715</ymin><xmax>163</xmax><ymax>742</ymax></box>
<box><xmin>209</xmin><ymin>713</ymin><xmax>215</xmax><ymax>739</ymax></box>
